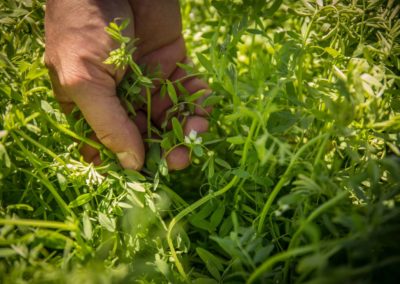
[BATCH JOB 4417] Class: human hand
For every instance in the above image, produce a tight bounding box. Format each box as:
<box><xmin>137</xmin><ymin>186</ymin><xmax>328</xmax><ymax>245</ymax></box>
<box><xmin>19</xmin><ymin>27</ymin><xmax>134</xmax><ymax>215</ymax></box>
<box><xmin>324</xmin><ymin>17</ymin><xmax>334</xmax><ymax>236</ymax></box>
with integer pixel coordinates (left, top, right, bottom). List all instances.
<box><xmin>45</xmin><ymin>0</ymin><xmax>210</xmax><ymax>171</ymax></box>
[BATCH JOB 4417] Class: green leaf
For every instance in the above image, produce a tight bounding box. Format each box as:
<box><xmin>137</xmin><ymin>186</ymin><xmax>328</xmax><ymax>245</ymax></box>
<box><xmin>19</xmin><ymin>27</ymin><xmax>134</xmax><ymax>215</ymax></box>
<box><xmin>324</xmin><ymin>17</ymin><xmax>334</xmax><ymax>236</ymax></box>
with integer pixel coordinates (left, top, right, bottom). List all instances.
<box><xmin>104</xmin><ymin>26</ymin><xmax>123</xmax><ymax>43</ymax></box>
<box><xmin>126</xmin><ymin>191</ymin><xmax>145</xmax><ymax>208</ymax></box>
<box><xmin>297</xmin><ymin>253</ymin><xmax>327</xmax><ymax>273</ymax></box>
<box><xmin>255</xmin><ymin>134</ymin><xmax>268</xmax><ymax>164</ymax></box>
<box><xmin>208</xmin><ymin>158</ymin><xmax>215</xmax><ymax>178</ymax></box>
<box><xmin>82</xmin><ymin>211</ymin><xmax>92</xmax><ymax>240</ymax></box>
<box><xmin>160</xmin><ymin>83</ymin><xmax>167</xmax><ymax>97</ymax></box>
<box><xmin>0</xmin><ymin>143</ymin><xmax>11</xmax><ymax>170</ymax></box>
<box><xmin>325</xmin><ymin>47</ymin><xmax>341</xmax><ymax>58</ymax></box>
<box><xmin>210</xmin><ymin>235</ymin><xmax>241</xmax><ymax>259</ymax></box>
<box><xmin>6</xmin><ymin>204</ymin><xmax>33</xmax><ymax>212</ymax></box>
<box><xmin>196</xmin><ymin>247</ymin><xmax>224</xmax><ymax>280</ymax></box>
<box><xmin>161</xmin><ymin>136</ymin><xmax>172</xmax><ymax>150</ymax></box>
<box><xmin>197</xmin><ymin>53</ymin><xmax>213</xmax><ymax>72</ymax></box>
<box><xmin>264</xmin><ymin>0</ymin><xmax>283</xmax><ymax>16</ymax></box>
<box><xmin>253</xmin><ymin>244</ymin><xmax>274</xmax><ymax>264</ymax></box>
<box><xmin>26</xmin><ymin>67</ymin><xmax>47</xmax><ymax>80</ymax></box>
<box><xmin>190</xmin><ymin>202</ymin><xmax>215</xmax><ymax>230</ymax></box>
<box><xmin>98</xmin><ymin>212</ymin><xmax>116</xmax><ymax>232</ymax></box>
<box><xmin>166</xmin><ymin>80</ymin><xmax>178</xmax><ymax>104</ymax></box>
<box><xmin>119</xmin><ymin>18</ymin><xmax>130</xmax><ymax>31</ymax></box>
<box><xmin>219</xmin><ymin>216</ymin><xmax>233</xmax><ymax>237</ymax></box>
<box><xmin>36</xmin><ymin>230</ymin><xmax>69</xmax><ymax>250</ymax></box>
<box><xmin>202</xmin><ymin>95</ymin><xmax>223</xmax><ymax>107</ymax></box>
<box><xmin>0</xmin><ymin>248</ymin><xmax>17</xmax><ymax>258</ymax></box>
<box><xmin>117</xmin><ymin>202</ymin><xmax>133</xmax><ymax>209</ymax></box>
<box><xmin>186</xmin><ymin>89</ymin><xmax>206</xmax><ymax>103</ymax></box>
<box><xmin>124</xmin><ymin>169</ymin><xmax>146</xmax><ymax>181</ymax></box>
<box><xmin>176</xmin><ymin>81</ymin><xmax>189</xmax><ymax>97</ymax></box>
<box><xmin>139</xmin><ymin>76</ymin><xmax>153</xmax><ymax>86</ymax></box>
<box><xmin>68</xmin><ymin>193</ymin><xmax>93</xmax><ymax>208</ymax></box>
<box><xmin>193</xmin><ymin>144</ymin><xmax>204</xmax><ymax>157</ymax></box>
<box><xmin>172</xmin><ymin>117</ymin><xmax>184</xmax><ymax>142</ymax></box>
<box><xmin>40</xmin><ymin>100</ymin><xmax>54</xmax><ymax>114</ymax></box>
<box><xmin>109</xmin><ymin>22</ymin><xmax>119</xmax><ymax>31</ymax></box>
<box><xmin>227</xmin><ymin>135</ymin><xmax>245</xmax><ymax>145</ymax></box>
<box><xmin>57</xmin><ymin>173</ymin><xmax>67</xmax><ymax>192</ymax></box>
<box><xmin>155</xmin><ymin>254</ymin><xmax>170</xmax><ymax>278</ymax></box>
<box><xmin>247</xmin><ymin>28</ymin><xmax>264</xmax><ymax>35</ymax></box>
<box><xmin>215</xmin><ymin>158</ymin><xmax>231</xmax><ymax>169</ymax></box>
<box><xmin>159</xmin><ymin>158</ymin><xmax>169</xmax><ymax>176</ymax></box>
<box><xmin>129</xmin><ymin>61</ymin><xmax>143</xmax><ymax>76</ymax></box>
<box><xmin>210</xmin><ymin>204</ymin><xmax>225</xmax><ymax>230</ymax></box>
<box><xmin>126</xmin><ymin>181</ymin><xmax>146</xmax><ymax>192</ymax></box>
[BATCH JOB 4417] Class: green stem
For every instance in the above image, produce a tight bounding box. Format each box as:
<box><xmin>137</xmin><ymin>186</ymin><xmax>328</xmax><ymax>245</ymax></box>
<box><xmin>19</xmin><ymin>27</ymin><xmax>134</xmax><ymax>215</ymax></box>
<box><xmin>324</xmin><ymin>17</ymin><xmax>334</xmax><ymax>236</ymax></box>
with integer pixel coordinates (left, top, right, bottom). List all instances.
<box><xmin>241</xmin><ymin>119</ymin><xmax>257</xmax><ymax>167</ymax></box>
<box><xmin>167</xmin><ymin>117</ymin><xmax>258</xmax><ymax>280</ymax></box>
<box><xmin>15</xmin><ymin>130</ymin><xmax>65</xmax><ymax>165</ymax></box>
<box><xmin>45</xmin><ymin>115</ymin><xmax>102</xmax><ymax>150</ymax></box>
<box><xmin>311</xmin><ymin>135</ymin><xmax>329</xmax><ymax>180</ymax></box>
<box><xmin>290</xmin><ymin>191</ymin><xmax>347</xmax><ymax>249</ymax></box>
<box><xmin>146</xmin><ymin>87</ymin><xmax>152</xmax><ymax>139</ymax></box>
<box><xmin>19</xmin><ymin>167</ymin><xmax>73</xmax><ymax>217</ymax></box>
<box><xmin>167</xmin><ymin>175</ymin><xmax>239</xmax><ymax>281</ymax></box>
<box><xmin>283</xmin><ymin>191</ymin><xmax>348</xmax><ymax>280</ymax></box>
<box><xmin>11</xmin><ymin>135</ymin><xmax>72</xmax><ymax>216</ymax></box>
<box><xmin>257</xmin><ymin>133</ymin><xmax>328</xmax><ymax>234</ymax></box>
<box><xmin>247</xmin><ymin>244</ymin><xmax>318</xmax><ymax>284</ymax></box>
<box><xmin>0</xmin><ymin>218</ymin><xmax>77</xmax><ymax>231</ymax></box>
<box><xmin>159</xmin><ymin>184</ymin><xmax>189</xmax><ymax>208</ymax></box>
<box><xmin>164</xmin><ymin>142</ymin><xmax>185</xmax><ymax>158</ymax></box>
<box><xmin>24</xmin><ymin>86</ymin><xmax>49</xmax><ymax>97</ymax></box>
<box><xmin>234</xmin><ymin>119</ymin><xmax>258</xmax><ymax>207</ymax></box>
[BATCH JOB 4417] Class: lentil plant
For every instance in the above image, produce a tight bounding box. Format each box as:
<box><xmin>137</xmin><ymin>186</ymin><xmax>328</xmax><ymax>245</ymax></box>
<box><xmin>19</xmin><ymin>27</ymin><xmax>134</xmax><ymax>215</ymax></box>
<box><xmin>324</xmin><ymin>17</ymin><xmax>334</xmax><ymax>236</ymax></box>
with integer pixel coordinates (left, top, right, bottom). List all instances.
<box><xmin>1</xmin><ymin>0</ymin><xmax>400</xmax><ymax>283</ymax></box>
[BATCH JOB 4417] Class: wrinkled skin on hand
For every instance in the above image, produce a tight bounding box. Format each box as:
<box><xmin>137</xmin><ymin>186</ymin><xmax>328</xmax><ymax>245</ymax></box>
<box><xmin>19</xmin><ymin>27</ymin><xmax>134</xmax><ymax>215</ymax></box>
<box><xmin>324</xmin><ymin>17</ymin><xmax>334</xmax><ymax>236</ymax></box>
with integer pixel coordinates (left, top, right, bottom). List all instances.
<box><xmin>45</xmin><ymin>0</ymin><xmax>210</xmax><ymax>171</ymax></box>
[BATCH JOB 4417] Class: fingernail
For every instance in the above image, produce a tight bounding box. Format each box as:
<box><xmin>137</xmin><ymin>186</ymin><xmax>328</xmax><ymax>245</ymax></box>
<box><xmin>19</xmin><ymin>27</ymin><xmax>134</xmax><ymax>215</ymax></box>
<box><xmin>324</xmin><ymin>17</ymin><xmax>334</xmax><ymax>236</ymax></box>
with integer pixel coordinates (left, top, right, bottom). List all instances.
<box><xmin>116</xmin><ymin>151</ymin><xmax>142</xmax><ymax>170</ymax></box>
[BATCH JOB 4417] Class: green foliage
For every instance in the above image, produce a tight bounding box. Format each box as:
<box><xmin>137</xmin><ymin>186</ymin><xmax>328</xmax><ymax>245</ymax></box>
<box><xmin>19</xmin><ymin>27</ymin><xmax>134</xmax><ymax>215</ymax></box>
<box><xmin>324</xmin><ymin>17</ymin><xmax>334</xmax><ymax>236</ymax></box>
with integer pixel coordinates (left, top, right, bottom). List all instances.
<box><xmin>1</xmin><ymin>0</ymin><xmax>400</xmax><ymax>283</ymax></box>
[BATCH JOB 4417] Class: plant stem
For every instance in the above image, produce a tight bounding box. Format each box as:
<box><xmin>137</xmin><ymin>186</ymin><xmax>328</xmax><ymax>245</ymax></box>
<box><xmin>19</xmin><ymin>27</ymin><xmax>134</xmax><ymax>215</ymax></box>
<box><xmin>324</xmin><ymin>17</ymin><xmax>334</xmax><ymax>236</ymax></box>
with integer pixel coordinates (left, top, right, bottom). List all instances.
<box><xmin>257</xmin><ymin>134</ymin><xmax>328</xmax><ymax>234</ymax></box>
<box><xmin>11</xmin><ymin>135</ymin><xmax>73</xmax><ymax>216</ymax></box>
<box><xmin>15</xmin><ymin>130</ymin><xmax>65</xmax><ymax>165</ymax></box>
<box><xmin>146</xmin><ymin>87</ymin><xmax>152</xmax><ymax>139</ymax></box>
<box><xmin>283</xmin><ymin>190</ymin><xmax>348</xmax><ymax>280</ymax></box>
<box><xmin>0</xmin><ymin>218</ymin><xmax>77</xmax><ymax>231</ymax></box>
<box><xmin>167</xmin><ymin>175</ymin><xmax>239</xmax><ymax>281</ymax></box>
<box><xmin>45</xmin><ymin>115</ymin><xmax>102</xmax><ymax>150</ymax></box>
<box><xmin>247</xmin><ymin>244</ymin><xmax>318</xmax><ymax>284</ymax></box>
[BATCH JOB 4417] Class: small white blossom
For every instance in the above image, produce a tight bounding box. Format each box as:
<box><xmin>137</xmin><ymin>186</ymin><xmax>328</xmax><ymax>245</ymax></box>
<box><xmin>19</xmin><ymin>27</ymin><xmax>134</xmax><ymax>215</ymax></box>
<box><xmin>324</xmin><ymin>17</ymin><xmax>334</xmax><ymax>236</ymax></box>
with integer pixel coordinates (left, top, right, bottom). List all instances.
<box><xmin>194</xmin><ymin>137</ymin><xmax>202</xmax><ymax>144</ymax></box>
<box><xmin>280</xmin><ymin>204</ymin><xmax>289</xmax><ymax>211</ymax></box>
<box><xmin>184</xmin><ymin>130</ymin><xmax>203</xmax><ymax>145</ymax></box>
<box><xmin>189</xmin><ymin>130</ymin><xmax>197</xmax><ymax>141</ymax></box>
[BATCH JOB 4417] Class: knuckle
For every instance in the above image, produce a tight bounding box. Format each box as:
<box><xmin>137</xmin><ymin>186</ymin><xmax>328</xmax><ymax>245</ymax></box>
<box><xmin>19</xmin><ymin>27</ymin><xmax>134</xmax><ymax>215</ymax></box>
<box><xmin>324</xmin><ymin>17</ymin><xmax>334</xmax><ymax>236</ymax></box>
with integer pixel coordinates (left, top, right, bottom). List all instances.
<box><xmin>44</xmin><ymin>57</ymin><xmax>88</xmax><ymax>90</ymax></box>
<box><xmin>97</xmin><ymin>131</ymin><xmax>115</xmax><ymax>147</ymax></box>
<box><xmin>59</xmin><ymin>70</ymin><xmax>90</xmax><ymax>91</ymax></box>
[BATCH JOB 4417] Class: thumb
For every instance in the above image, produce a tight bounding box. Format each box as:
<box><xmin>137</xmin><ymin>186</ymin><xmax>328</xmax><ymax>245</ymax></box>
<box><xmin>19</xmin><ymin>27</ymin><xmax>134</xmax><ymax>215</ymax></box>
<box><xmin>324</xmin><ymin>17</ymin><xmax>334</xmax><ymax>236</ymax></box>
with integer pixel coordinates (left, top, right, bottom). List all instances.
<box><xmin>50</xmin><ymin>68</ymin><xmax>145</xmax><ymax>170</ymax></box>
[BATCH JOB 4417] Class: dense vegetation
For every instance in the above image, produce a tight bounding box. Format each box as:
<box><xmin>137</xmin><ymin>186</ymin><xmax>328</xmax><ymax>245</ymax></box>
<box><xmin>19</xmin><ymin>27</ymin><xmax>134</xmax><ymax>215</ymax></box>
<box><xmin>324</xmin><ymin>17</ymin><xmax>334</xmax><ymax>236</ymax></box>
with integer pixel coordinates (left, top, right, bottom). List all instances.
<box><xmin>1</xmin><ymin>0</ymin><xmax>400</xmax><ymax>283</ymax></box>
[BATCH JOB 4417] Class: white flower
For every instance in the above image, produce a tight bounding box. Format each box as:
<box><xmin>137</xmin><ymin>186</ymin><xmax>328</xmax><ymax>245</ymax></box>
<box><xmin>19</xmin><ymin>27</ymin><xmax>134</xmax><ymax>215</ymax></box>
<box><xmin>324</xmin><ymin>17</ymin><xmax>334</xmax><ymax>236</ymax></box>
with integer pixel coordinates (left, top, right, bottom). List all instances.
<box><xmin>194</xmin><ymin>137</ymin><xmax>203</xmax><ymax>144</ymax></box>
<box><xmin>184</xmin><ymin>130</ymin><xmax>203</xmax><ymax>145</ymax></box>
<box><xmin>189</xmin><ymin>130</ymin><xmax>197</xmax><ymax>141</ymax></box>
